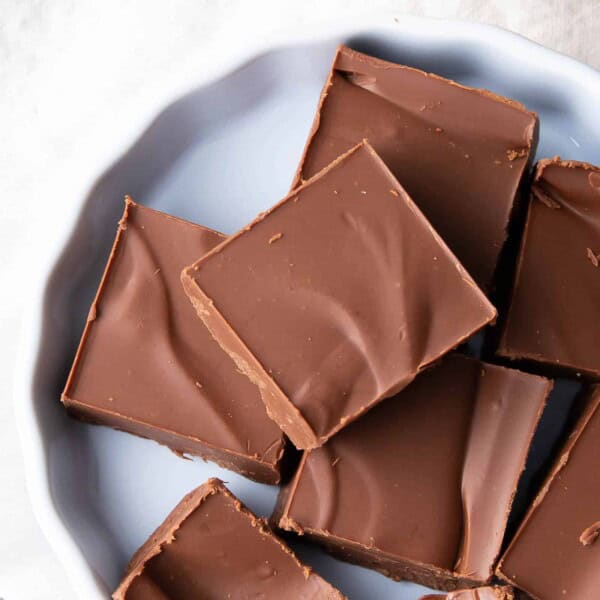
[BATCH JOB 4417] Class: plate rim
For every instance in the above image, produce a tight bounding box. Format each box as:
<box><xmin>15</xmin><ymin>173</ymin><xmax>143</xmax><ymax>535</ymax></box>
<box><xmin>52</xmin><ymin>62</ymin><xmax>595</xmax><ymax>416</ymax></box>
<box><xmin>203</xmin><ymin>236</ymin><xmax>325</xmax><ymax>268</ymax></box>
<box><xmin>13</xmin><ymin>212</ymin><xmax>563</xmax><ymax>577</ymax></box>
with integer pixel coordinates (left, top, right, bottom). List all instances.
<box><xmin>13</xmin><ymin>14</ymin><xmax>600</xmax><ymax>599</ymax></box>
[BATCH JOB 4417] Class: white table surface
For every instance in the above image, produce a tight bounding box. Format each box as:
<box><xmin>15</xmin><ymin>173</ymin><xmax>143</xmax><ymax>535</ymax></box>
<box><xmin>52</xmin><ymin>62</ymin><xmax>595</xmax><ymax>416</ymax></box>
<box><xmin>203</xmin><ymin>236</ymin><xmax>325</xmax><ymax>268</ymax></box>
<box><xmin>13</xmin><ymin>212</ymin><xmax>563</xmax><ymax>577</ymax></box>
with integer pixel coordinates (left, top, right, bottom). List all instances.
<box><xmin>1</xmin><ymin>1</ymin><xmax>598</xmax><ymax>598</ymax></box>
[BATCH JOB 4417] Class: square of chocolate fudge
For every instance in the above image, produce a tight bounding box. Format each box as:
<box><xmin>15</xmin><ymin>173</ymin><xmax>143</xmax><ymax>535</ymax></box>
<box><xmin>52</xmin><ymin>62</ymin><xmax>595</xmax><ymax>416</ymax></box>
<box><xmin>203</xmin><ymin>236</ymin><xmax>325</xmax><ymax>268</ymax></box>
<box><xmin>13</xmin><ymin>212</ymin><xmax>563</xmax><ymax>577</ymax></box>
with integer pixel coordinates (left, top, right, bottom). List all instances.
<box><xmin>273</xmin><ymin>354</ymin><xmax>550</xmax><ymax>590</ymax></box>
<box><xmin>114</xmin><ymin>479</ymin><xmax>342</xmax><ymax>599</ymax></box>
<box><xmin>63</xmin><ymin>199</ymin><xmax>286</xmax><ymax>484</ymax></box>
<box><xmin>182</xmin><ymin>142</ymin><xmax>495</xmax><ymax>450</ymax></box>
<box><xmin>497</xmin><ymin>385</ymin><xmax>600</xmax><ymax>599</ymax></box>
<box><xmin>497</xmin><ymin>158</ymin><xmax>600</xmax><ymax>380</ymax></box>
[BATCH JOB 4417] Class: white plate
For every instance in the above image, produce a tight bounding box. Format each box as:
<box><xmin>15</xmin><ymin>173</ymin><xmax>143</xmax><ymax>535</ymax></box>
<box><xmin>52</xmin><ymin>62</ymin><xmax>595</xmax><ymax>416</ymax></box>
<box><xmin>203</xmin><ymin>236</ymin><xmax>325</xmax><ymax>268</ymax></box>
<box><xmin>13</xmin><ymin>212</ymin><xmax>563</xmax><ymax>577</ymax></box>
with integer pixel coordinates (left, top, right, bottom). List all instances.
<box><xmin>15</xmin><ymin>16</ymin><xmax>600</xmax><ymax>600</ymax></box>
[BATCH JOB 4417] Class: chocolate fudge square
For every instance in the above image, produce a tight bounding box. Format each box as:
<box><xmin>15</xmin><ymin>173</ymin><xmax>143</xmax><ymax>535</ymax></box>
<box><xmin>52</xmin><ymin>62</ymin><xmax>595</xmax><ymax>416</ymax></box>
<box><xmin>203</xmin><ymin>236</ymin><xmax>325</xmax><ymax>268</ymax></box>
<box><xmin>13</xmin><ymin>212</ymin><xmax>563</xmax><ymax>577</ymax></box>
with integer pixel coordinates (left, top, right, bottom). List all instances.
<box><xmin>182</xmin><ymin>142</ymin><xmax>495</xmax><ymax>450</ymax></box>
<box><xmin>497</xmin><ymin>158</ymin><xmax>600</xmax><ymax>379</ymax></box>
<box><xmin>113</xmin><ymin>479</ymin><xmax>342</xmax><ymax>599</ymax></box>
<box><xmin>497</xmin><ymin>385</ymin><xmax>600</xmax><ymax>599</ymax></box>
<box><xmin>273</xmin><ymin>354</ymin><xmax>551</xmax><ymax>590</ymax></box>
<box><xmin>62</xmin><ymin>199</ymin><xmax>286</xmax><ymax>484</ymax></box>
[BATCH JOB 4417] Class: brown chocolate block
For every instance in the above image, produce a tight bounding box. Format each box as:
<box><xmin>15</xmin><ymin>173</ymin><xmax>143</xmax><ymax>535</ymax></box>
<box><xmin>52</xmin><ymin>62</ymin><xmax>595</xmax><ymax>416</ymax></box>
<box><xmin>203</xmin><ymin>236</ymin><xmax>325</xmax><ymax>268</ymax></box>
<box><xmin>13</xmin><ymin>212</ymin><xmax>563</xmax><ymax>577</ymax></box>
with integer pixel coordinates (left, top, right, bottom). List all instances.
<box><xmin>62</xmin><ymin>199</ymin><xmax>286</xmax><ymax>484</ymax></box>
<box><xmin>420</xmin><ymin>585</ymin><xmax>515</xmax><ymax>600</ymax></box>
<box><xmin>497</xmin><ymin>386</ymin><xmax>600</xmax><ymax>599</ymax></box>
<box><xmin>182</xmin><ymin>142</ymin><xmax>496</xmax><ymax>450</ymax></box>
<box><xmin>273</xmin><ymin>354</ymin><xmax>551</xmax><ymax>590</ymax></box>
<box><xmin>113</xmin><ymin>478</ymin><xmax>343</xmax><ymax>599</ymax></box>
<box><xmin>293</xmin><ymin>45</ymin><xmax>538</xmax><ymax>293</ymax></box>
<box><xmin>497</xmin><ymin>158</ymin><xmax>600</xmax><ymax>380</ymax></box>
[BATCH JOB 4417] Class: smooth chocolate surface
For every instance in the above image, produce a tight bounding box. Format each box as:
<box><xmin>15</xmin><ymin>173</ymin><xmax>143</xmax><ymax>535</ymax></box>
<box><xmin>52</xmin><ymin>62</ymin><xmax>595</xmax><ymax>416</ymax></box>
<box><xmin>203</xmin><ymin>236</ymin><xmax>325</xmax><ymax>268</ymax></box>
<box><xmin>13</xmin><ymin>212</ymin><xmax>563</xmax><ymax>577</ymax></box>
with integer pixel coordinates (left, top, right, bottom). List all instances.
<box><xmin>274</xmin><ymin>354</ymin><xmax>550</xmax><ymax>590</ymax></box>
<box><xmin>113</xmin><ymin>479</ymin><xmax>342</xmax><ymax>599</ymax></box>
<box><xmin>294</xmin><ymin>45</ymin><xmax>538</xmax><ymax>292</ymax></box>
<box><xmin>182</xmin><ymin>142</ymin><xmax>496</xmax><ymax>450</ymax></box>
<box><xmin>62</xmin><ymin>199</ymin><xmax>286</xmax><ymax>484</ymax></box>
<box><xmin>497</xmin><ymin>158</ymin><xmax>600</xmax><ymax>379</ymax></box>
<box><xmin>497</xmin><ymin>386</ymin><xmax>600</xmax><ymax>599</ymax></box>
<box><xmin>420</xmin><ymin>585</ymin><xmax>515</xmax><ymax>600</ymax></box>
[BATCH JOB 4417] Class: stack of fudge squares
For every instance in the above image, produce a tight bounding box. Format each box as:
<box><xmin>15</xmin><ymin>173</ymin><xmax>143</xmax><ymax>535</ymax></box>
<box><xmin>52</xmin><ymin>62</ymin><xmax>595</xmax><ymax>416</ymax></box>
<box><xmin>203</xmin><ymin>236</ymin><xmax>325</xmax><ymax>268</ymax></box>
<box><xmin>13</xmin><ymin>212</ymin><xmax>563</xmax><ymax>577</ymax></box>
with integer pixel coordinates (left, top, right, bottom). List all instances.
<box><xmin>63</xmin><ymin>46</ymin><xmax>600</xmax><ymax>600</ymax></box>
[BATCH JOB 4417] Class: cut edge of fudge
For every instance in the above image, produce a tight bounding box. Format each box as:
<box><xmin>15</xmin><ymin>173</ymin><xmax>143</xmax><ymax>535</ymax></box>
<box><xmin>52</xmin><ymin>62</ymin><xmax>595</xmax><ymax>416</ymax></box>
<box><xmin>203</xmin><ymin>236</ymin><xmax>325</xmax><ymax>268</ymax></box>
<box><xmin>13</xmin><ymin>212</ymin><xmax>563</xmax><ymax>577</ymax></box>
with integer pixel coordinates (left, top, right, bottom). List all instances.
<box><xmin>495</xmin><ymin>384</ymin><xmax>600</xmax><ymax>595</ymax></box>
<box><xmin>536</xmin><ymin>156</ymin><xmax>600</xmax><ymax>174</ymax></box>
<box><xmin>272</xmin><ymin>356</ymin><xmax>550</xmax><ymax>591</ymax></box>
<box><xmin>113</xmin><ymin>478</ymin><xmax>344</xmax><ymax>600</ymax></box>
<box><xmin>64</xmin><ymin>395</ymin><xmax>288</xmax><ymax>484</ymax></box>
<box><xmin>182</xmin><ymin>141</ymin><xmax>496</xmax><ymax>450</ymax></box>
<box><xmin>62</xmin><ymin>197</ymin><xmax>287</xmax><ymax>484</ymax></box>
<box><xmin>495</xmin><ymin>157</ymin><xmax>600</xmax><ymax>380</ymax></box>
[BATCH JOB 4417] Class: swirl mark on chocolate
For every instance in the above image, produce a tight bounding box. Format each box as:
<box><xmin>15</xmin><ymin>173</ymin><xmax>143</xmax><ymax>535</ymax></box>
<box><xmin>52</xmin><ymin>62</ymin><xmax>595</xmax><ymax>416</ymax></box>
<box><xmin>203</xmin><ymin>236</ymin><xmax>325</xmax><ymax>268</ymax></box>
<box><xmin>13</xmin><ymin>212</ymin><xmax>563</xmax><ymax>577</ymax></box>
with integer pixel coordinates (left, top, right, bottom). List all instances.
<box><xmin>457</xmin><ymin>368</ymin><xmax>549</xmax><ymax>579</ymax></box>
<box><xmin>303</xmin><ymin>446</ymin><xmax>338</xmax><ymax>532</ymax></box>
<box><xmin>287</xmin><ymin>205</ymin><xmax>435</xmax><ymax>434</ymax></box>
<box><xmin>580</xmin><ymin>521</ymin><xmax>600</xmax><ymax>546</ymax></box>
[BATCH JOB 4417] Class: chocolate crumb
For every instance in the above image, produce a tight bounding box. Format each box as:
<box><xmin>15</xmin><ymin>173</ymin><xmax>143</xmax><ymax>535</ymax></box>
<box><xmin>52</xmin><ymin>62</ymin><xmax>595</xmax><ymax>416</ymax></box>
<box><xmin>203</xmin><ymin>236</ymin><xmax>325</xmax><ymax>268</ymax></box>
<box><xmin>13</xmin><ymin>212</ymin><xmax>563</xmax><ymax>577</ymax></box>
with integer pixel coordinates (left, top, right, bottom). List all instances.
<box><xmin>87</xmin><ymin>304</ymin><xmax>97</xmax><ymax>322</ymax></box>
<box><xmin>506</xmin><ymin>148</ymin><xmax>527</xmax><ymax>161</ymax></box>
<box><xmin>580</xmin><ymin>521</ymin><xmax>600</xmax><ymax>546</ymax></box>
<box><xmin>268</xmin><ymin>233</ymin><xmax>283</xmax><ymax>244</ymax></box>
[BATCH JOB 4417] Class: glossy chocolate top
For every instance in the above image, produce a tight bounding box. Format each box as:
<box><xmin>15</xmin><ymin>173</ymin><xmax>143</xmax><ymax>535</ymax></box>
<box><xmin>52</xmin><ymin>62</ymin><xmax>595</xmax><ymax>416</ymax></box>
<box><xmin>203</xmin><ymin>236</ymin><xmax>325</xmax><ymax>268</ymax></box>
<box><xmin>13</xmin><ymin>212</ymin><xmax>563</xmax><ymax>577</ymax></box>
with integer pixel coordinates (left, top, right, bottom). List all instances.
<box><xmin>63</xmin><ymin>200</ymin><xmax>285</xmax><ymax>477</ymax></box>
<box><xmin>276</xmin><ymin>354</ymin><xmax>550</xmax><ymax>582</ymax></box>
<box><xmin>113</xmin><ymin>479</ymin><xmax>342</xmax><ymax>599</ymax></box>
<box><xmin>498</xmin><ymin>386</ymin><xmax>600</xmax><ymax>599</ymax></box>
<box><xmin>183</xmin><ymin>142</ymin><xmax>495</xmax><ymax>449</ymax></box>
<box><xmin>498</xmin><ymin>158</ymin><xmax>600</xmax><ymax>379</ymax></box>
<box><xmin>295</xmin><ymin>45</ymin><xmax>538</xmax><ymax>292</ymax></box>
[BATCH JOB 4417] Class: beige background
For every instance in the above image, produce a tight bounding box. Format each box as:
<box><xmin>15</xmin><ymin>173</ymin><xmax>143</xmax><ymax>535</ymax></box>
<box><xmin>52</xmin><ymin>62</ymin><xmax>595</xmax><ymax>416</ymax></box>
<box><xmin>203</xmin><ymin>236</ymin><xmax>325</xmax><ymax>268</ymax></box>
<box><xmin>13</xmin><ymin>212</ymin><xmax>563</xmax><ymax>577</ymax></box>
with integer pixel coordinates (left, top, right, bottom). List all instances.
<box><xmin>1</xmin><ymin>1</ymin><xmax>598</xmax><ymax>598</ymax></box>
